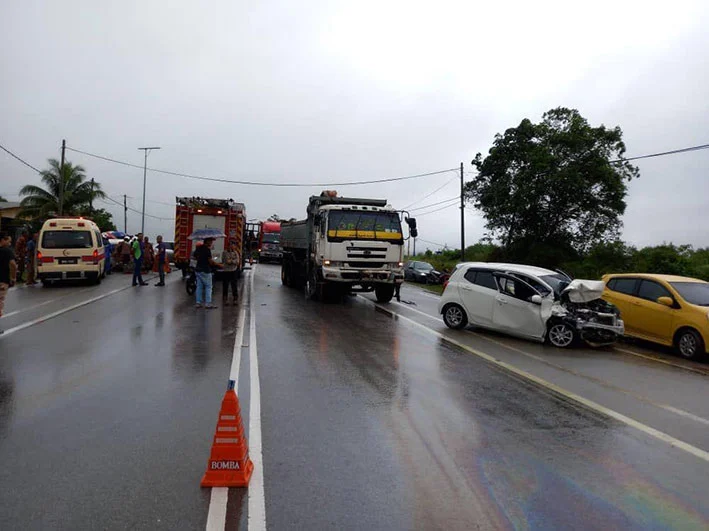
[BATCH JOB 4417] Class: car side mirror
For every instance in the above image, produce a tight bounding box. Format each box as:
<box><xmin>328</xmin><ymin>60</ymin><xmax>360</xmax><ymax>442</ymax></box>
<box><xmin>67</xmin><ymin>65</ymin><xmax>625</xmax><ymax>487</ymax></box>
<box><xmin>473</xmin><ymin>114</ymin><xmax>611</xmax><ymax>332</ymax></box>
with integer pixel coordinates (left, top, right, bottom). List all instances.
<box><xmin>657</xmin><ymin>296</ymin><xmax>674</xmax><ymax>307</ymax></box>
<box><xmin>530</xmin><ymin>294</ymin><xmax>543</xmax><ymax>305</ymax></box>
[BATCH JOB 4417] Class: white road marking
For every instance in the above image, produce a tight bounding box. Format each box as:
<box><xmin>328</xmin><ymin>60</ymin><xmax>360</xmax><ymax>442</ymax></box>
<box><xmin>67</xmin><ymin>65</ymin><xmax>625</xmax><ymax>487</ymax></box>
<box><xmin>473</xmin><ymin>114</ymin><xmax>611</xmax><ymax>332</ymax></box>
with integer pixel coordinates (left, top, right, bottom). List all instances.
<box><xmin>206</xmin><ymin>269</ymin><xmax>251</xmax><ymax>531</ymax></box>
<box><xmin>230</xmin><ymin>307</ymin><xmax>247</xmax><ymax>382</ymax></box>
<box><xmin>615</xmin><ymin>347</ymin><xmax>709</xmax><ymax>377</ymax></box>
<box><xmin>0</xmin><ymin>283</ymin><xmax>139</xmax><ymax>338</ymax></box>
<box><xmin>366</xmin><ymin>299</ymin><xmax>709</xmax><ymax>463</ymax></box>
<box><xmin>248</xmin><ymin>266</ymin><xmax>267</xmax><ymax>531</ymax></box>
<box><xmin>1</xmin><ymin>287</ymin><xmax>94</xmax><ymax>320</ymax></box>
<box><xmin>205</xmin><ymin>488</ymin><xmax>228</xmax><ymax>531</ymax></box>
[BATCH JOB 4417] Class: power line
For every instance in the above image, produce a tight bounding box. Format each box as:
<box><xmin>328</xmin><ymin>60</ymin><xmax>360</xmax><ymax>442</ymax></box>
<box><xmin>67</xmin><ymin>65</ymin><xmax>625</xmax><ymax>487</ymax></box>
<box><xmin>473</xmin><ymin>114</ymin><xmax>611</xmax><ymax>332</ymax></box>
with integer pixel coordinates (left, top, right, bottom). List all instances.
<box><xmin>101</xmin><ymin>196</ymin><xmax>174</xmax><ymax>221</ymax></box>
<box><xmin>66</xmin><ymin>146</ymin><xmax>457</xmax><ymax>187</ymax></box>
<box><xmin>409</xmin><ymin>196</ymin><xmax>459</xmax><ymax>212</ymax></box>
<box><xmin>403</xmin><ymin>174</ymin><xmax>458</xmax><ymax>209</ymax></box>
<box><xmin>415</xmin><ymin>202</ymin><xmax>459</xmax><ymax>217</ymax></box>
<box><xmin>418</xmin><ymin>237</ymin><xmax>449</xmax><ymax>248</ymax></box>
<box><xmin>0</xmin><ymin>144</ymin><xmax>42</xmax><ymax>173</ymax></box>
<box><xmin>611</xmin><ymin>143</ymin><xmax>709</xmax><ymax>163</ymax></box>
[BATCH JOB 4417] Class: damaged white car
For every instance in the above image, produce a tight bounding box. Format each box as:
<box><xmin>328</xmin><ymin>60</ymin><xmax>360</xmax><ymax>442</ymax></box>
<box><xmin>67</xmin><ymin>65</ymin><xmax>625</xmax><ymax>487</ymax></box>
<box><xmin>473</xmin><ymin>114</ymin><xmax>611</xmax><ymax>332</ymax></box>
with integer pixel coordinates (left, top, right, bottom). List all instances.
<box><xmin>438</xmin><ymin>262</ymin><xmax>624</xmax><ymax>348</ymax></box>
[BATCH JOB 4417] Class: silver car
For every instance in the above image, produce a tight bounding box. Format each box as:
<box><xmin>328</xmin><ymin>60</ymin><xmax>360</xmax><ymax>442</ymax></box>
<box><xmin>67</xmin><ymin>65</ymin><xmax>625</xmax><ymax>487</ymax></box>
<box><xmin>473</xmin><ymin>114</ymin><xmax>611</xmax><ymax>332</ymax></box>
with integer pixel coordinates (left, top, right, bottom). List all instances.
<box><xmin>437</xmin><ymin>262</ymin><xmax>624</xmax><ymax>348</ymax></box>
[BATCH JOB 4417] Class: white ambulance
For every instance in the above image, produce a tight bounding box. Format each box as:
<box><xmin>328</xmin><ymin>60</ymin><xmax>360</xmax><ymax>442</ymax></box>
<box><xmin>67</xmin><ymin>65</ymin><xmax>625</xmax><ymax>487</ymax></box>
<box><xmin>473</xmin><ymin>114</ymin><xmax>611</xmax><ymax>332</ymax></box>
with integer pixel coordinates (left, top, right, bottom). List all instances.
<box><xmin>37</xmin><ymin>217</ymin><xmax>106</xmax><ymax>285</ymax></box>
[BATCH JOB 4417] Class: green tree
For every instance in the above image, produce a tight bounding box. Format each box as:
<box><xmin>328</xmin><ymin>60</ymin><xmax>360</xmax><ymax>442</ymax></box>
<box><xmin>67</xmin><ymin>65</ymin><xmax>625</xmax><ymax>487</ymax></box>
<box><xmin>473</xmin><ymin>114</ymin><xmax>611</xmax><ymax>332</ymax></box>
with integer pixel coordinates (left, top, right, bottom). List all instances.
<box><xmin>19</xmin><ymin>159</ymin><xmax>105</xmax><ymax>219</ymax></box>
<box><xmin>0</xmin><ymin>195</ymin><xmax>8</xmax><ymax>202</ymax></box>
<box><xmin>465</xmin><ymin>108</ymin><xmax>639</xmax><ymax>265</ymax></box>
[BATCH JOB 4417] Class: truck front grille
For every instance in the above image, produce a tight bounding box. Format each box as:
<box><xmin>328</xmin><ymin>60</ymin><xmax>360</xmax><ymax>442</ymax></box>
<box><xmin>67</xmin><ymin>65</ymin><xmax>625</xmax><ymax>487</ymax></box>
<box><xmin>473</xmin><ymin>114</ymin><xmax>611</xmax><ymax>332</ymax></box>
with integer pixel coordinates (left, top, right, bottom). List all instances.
<box><xmin>346</xmin><ymin>246</ymin><xmax>388</xmax><ymax>260</ymax></box>
<box><xmin>346</xmin><ymin>261</ymin><xmax>385</xmax><ymax>269</ymax></box>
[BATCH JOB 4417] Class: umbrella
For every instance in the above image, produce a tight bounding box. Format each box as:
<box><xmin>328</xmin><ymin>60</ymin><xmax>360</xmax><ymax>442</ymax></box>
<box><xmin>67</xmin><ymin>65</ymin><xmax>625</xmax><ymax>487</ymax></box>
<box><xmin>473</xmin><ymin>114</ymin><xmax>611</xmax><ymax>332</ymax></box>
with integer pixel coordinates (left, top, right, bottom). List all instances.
<box><xmin>188</xmin><ymin>228</ymin><xmax>227</xmax><ymax>240</ymax></box>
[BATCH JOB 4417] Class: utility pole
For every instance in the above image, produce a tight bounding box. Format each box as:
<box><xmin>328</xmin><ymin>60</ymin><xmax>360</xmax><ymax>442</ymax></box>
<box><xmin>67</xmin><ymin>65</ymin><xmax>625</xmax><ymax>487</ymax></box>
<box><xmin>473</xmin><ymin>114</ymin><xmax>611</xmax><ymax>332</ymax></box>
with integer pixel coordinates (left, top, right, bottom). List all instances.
<box><xmin>138</xmin><ymin>146</ymin><xmax>161</xmax><ymax>234</ymax></box>
<box><xmin>413</xmin><ymin>237</ymin><xmax>416</xmax><ymax>256</ymax></box>
<box><xmin>59</xmin><ymin>139</ymin><xmax>66</xmax><ymax>216</ymax></box>
<box><xmin>89</xmin><ymin>177</ymin><xmax>95</xmax><ymax>213</ymax></box>
<box><xmin>460</xmin><ymin>162</ymin><xmax>465</xmax><ymax>262</ymax></box>
<box><xmin>123</xmin><ymin>194</ymin><xmax>128</xmax><ymax>232</ymax></box>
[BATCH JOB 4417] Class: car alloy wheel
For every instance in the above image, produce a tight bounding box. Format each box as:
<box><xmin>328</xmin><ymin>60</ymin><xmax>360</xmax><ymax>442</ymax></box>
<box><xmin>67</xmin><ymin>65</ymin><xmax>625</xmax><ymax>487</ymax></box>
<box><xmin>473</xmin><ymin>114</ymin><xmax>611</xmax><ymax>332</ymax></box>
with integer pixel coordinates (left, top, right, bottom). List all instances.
<box><xmin>443</xmin><ymin>304</ymin><xmax>467</xmax><ymax>330</ymax></box>
<box><xmin>677</xmin><ymin>329</ymin><xmax>704</xmax><ymax>360</ymax></box>
<box><xmin>548</xmin><ymin>323</ymin><xmax>575</xmax><ymax>348</ymax></box>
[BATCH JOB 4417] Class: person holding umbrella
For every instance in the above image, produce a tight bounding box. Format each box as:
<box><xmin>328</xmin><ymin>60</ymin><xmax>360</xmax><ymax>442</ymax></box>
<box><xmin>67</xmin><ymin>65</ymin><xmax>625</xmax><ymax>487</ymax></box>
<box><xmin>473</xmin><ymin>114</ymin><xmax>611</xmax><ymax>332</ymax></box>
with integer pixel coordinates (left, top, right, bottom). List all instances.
<box><xmin>189</xmin><ymin>229</ymin><xmax>225</xmax><ymax>309</ymax></box>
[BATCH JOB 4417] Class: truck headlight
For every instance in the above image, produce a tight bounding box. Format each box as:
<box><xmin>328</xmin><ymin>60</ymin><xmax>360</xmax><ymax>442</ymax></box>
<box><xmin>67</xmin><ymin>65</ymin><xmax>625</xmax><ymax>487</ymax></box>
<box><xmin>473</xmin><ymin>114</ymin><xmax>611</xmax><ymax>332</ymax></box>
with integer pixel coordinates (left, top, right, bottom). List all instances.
<box><xmin>397</xmin><ymin>262</ymin><xmax>404</xmax><ymax>267</ymax></box>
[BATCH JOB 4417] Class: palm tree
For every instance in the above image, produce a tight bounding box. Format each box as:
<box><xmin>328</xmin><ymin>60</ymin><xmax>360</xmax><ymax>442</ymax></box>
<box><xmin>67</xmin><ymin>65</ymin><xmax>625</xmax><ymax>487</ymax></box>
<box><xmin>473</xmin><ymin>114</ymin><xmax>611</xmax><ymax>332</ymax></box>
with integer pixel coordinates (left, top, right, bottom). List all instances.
<box><xmin>19</xmin><ymin>159</ymin><xmax>105</xmax><ymax>219</ymax></box>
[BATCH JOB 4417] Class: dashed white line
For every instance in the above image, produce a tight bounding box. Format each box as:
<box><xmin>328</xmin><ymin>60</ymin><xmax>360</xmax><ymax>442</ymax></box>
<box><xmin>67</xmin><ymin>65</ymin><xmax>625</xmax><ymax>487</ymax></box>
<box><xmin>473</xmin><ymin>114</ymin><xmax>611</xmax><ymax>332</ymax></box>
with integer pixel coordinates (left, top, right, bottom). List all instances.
<box><xmin>248</xmin><ymin>266</ymin><xmax>267</xmax><ymax>531</ymax></box>
<box><xmin>365</xmin><ymin>298</ymin><xmax>709</xmax><ymax>464</ymax></box>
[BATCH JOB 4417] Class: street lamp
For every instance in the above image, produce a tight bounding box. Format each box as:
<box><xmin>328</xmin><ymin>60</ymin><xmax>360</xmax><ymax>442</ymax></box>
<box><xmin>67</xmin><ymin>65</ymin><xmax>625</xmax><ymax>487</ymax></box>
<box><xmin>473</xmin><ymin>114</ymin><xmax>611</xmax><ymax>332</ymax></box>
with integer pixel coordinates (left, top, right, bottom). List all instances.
<box><xmin>138</xmin><ymin>146</ymin><xmax>161</xmax><ymax>234</ymax></box>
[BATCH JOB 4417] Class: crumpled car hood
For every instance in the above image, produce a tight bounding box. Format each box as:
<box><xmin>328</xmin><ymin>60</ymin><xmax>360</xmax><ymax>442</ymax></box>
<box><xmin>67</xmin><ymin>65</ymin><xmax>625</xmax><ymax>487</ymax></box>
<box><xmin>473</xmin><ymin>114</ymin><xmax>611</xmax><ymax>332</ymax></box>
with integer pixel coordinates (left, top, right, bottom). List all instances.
<box><xmin>561</xmin><ymin>279</ymin><xmax>606</xmax><ymax>303</ymax></box>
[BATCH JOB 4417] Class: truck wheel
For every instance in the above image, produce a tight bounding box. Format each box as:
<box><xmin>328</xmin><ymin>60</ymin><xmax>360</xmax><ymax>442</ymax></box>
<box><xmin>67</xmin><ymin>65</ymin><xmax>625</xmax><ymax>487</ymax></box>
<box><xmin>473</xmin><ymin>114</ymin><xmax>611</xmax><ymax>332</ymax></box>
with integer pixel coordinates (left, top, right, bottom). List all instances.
<box><xmin>281</xmin><ymin>263</ymin><xmax>290</xmax><ymax>287</ymax></box>
<box><xmin>375</xmin><ymin>284</ymin><xmax>395</xmax><ymax>303</ymax></box>
<box><xmin>307</xmin><ymin>269</ymin><xmax>320</xmax><ymax>300</ymax></box>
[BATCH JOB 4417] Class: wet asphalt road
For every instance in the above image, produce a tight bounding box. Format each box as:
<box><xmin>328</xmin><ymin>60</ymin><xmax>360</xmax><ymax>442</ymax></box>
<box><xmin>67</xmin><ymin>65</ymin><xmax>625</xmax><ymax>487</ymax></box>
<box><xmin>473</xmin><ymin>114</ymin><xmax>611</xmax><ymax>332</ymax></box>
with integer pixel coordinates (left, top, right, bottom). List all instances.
<box><xmin>1</xmin><ymin>265</ymin><xmax>709</xmax><ymax>529</ymax></box>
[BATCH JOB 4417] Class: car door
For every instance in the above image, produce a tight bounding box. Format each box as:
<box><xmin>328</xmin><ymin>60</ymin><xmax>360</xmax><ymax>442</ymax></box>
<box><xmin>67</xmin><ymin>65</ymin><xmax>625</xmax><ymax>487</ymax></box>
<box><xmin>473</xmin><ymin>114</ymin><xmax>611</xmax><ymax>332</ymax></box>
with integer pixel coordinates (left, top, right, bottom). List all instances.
<box><xmin>630</xmin><ymin>279</ymin><xmax>676</xmax><ymax>343</ymax></box>
<box><xmin>491</xmin><ymin>273</ymin><xmax>546</xmax><ymax>340</ymax></box>
<box><xmin>603</xmin><ymin>277</ymin><xmax>640</xmax><ymax>333</ymax></box>
<box><xmin>458</xmin><ymin>268</ymin><xmax>498</xmax><ymax>327</ymax></box>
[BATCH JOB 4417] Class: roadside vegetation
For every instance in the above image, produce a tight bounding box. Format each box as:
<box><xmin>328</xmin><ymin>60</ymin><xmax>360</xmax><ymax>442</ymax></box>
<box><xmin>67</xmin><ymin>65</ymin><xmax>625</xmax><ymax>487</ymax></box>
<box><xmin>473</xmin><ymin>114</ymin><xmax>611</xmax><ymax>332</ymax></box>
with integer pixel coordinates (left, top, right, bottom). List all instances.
<box><xmin>405</xmin><ymin>107</ymin><xmax>707</xmax><ymax>284</ymax></box>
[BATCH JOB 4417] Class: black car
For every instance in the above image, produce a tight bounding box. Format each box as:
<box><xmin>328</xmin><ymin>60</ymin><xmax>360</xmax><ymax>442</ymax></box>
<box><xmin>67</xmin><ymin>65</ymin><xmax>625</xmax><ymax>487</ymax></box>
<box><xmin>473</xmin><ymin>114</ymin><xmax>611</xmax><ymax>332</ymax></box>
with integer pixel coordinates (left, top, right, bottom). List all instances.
<box><xmin>404</xmin><ymin>261</ymin><xmax>443</xmax><ymax>284</ymax></box>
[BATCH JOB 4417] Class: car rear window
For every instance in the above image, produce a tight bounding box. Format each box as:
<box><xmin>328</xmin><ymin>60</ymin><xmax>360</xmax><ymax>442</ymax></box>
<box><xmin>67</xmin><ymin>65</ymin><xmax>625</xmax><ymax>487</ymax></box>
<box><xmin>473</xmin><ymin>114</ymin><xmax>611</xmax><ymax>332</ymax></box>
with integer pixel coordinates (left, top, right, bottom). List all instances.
<box><xmin>42</xmin><ymin>230</ymin><xmax>93</xmax><ymax>249</ymax></box>
<box><xmin>607</xmin><ymin>277</ymin><xmax>637</xmax><ymax>295</ymax></box>
<box><xmin>463</xmin><ymin>269</ymin><xmax>497</xmax><ymax>290</ymax></box>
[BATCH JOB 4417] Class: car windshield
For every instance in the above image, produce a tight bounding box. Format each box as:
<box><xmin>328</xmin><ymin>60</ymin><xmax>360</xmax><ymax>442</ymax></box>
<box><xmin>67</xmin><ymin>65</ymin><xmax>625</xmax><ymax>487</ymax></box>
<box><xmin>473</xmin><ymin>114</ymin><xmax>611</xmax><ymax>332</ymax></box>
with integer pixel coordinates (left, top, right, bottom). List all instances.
<box><xmin>42</xmin><ymin>230</ymin><xmax>93</xmax><ymax>249</ymax></box>
<box><xmin>540</xmin><ymin>273</ymin><xmax>572</xmax><ymax>296</ymax></box>
<box><xmin>416</xmin><ymin>262</ymin><xmax>433</xmax><ymax>271</ymax></box>
<box><xmin>670</xmin><ymin>282</ymin><xmax>709</xmax><ymax>306</ymax></box>
<box><xmin>327</xmin><ymin>211</ymin><xmax>403</xmax><ymax>242</ymax></box>
<box><xmin>263</xmin><ymin>233</ymin><xmax>280</xmax><ymax>244</ymax></box>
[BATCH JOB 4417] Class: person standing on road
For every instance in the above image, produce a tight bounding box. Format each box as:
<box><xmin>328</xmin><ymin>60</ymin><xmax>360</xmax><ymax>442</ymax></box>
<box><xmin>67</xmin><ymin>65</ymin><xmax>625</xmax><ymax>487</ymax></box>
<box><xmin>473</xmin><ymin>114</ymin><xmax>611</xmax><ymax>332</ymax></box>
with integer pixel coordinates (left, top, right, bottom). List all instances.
<box><xmin>194</xmin><ymin>237</ymin><xmax>222</xmax><ymax>309</ymax></box>
<box><xmin>143</xmin><ymin>236</ymin><xmax>154</xmax><ymax>272</ymax></box>
<box><xmin>131</xmin><ymin>233</ymin><xmax>147</xmax><ymax>286</ymax></box>
<box><xmin>155</xmin><ymin>235</ymin><xmax>166</xmax><ymax>287</ymax></box>
<box><xmin>25</xmin><ymin>233</ymin><xmax>38</xmax><ymax>285</ymax></box>
<box><xmin>118</xmin><ymin>236</ymin><xmax>131</xmax><ymax>272</ymax></box>
<box><xmin>221</xmin><ymin>242</ymin><xmax>240</xmax><ymax>305</ymax></box>
<box><xmin>102</xmin><ymin>237</ymin><xmax>113</xmax><ymax>276</ymax></box>
<box><xmin>14</xmin><ymin>231</ymin><xmax>27</xmax><ymax>283</ymax></box>
<box><xmin>0</xmin><ymin>232</ymin><xmax>18</xmax><ymax>334</ymax></box>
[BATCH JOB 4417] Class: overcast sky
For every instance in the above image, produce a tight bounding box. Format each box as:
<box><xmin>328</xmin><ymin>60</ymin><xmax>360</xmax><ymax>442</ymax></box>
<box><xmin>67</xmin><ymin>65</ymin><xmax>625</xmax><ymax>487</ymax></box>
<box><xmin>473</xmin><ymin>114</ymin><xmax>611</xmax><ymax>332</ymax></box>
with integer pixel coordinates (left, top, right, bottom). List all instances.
<box><xmin>2</xmin><ymin>0</ymin><xmax>708</xmax><ymax>250</ymax></box>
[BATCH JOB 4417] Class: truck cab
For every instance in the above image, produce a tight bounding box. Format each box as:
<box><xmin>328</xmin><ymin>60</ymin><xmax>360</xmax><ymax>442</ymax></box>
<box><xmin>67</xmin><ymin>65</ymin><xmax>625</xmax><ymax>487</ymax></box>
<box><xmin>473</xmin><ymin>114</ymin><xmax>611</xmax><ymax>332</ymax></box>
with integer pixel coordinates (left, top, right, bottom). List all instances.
<box><xmin>258</xmin><ymin>221</ymin><xmax>282</xmax><ymax>263</ymax></box>
<box><xmin>281</xmin><ymin>191</ymin><xmax>406</xmax><ymax>302</ymax></box>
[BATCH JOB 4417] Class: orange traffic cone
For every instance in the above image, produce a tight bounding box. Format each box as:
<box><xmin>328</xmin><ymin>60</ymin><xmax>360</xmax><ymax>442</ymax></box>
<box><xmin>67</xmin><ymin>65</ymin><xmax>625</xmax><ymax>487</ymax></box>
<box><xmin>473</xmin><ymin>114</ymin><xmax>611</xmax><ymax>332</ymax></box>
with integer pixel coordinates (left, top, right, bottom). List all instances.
<box><xmin>201</xmin><ymin>380</ymin><xmax>254</xmax><ymax>487</ymax></box>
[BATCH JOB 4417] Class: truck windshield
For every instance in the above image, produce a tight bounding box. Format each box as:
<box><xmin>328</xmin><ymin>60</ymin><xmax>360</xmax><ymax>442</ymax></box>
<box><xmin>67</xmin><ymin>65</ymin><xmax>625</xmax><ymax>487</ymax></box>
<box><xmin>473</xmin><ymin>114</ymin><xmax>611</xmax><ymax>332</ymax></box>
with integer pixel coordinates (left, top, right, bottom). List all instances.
<box><xmin>263</xmin><ymin>233</ymin><xmax>280</xmax><ymax>244</ymax></box>
<box><xmin>327</xmin><ymin>211</ymin><xmax>403</xmax><ymax>242</ymax></box>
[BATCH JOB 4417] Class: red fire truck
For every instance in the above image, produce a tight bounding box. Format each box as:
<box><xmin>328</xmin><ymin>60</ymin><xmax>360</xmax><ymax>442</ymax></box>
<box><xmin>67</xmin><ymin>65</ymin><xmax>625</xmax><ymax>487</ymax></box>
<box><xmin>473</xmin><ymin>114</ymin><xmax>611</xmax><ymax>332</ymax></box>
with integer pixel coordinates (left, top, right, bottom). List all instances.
<box><xmin>174</xmin><ymin>197</ymin><xmax>246</xmax><ymax>274</ymax></box>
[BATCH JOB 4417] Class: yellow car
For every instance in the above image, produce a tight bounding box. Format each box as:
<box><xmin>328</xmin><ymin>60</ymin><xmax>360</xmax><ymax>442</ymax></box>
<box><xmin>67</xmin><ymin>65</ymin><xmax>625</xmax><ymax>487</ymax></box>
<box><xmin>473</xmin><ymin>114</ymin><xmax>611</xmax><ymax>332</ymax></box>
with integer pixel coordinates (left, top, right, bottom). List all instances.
<box><xmin>602</xmin><ymin>274</ymin><xmax>709</xmax><ymax>360</ymax></box>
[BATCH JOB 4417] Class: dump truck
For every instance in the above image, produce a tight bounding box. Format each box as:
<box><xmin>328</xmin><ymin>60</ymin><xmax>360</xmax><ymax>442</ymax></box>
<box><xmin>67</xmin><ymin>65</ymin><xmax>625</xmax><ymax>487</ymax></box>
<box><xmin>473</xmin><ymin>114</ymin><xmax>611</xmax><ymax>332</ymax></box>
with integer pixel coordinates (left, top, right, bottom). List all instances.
<box><xmin>174</xmin><ymin>197</ymin><xmax>246</xmax><ymax>274</ymax></box>
<box><xmin>281</xmin><ymin>190</ymin><xmax>414</xmax><ymax>302</ymax></box>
